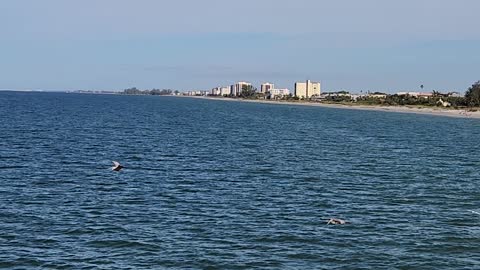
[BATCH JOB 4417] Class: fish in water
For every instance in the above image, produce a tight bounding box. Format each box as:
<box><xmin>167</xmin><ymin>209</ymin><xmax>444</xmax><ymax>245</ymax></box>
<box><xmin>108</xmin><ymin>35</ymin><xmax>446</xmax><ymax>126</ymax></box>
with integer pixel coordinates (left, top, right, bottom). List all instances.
<box><xmin>327</xmin><ymin>218</ymin><xmax>347</xmax><ymax>225</ymax></box>
<box><xmin>111</xmin><ymin>161</ymin><xmax>123</xmax><ymax>171</ymax></box>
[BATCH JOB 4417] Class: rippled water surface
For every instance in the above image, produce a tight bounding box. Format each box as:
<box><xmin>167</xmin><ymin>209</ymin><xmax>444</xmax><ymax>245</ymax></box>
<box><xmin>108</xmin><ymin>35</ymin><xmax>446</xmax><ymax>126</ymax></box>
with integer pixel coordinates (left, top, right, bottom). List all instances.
<box><xmin>1</xmin><ymin>91</ymin><xmax>479</xmax><ymax>269</ymax></box>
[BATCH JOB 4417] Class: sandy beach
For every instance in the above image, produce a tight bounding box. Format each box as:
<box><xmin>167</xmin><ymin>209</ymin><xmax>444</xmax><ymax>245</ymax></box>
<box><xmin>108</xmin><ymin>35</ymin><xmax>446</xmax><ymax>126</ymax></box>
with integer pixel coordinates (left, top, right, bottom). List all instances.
<box><xmin>178</xmin><ymin>95</ymin><xmax>480</xmax><ymax>119</ymax></box>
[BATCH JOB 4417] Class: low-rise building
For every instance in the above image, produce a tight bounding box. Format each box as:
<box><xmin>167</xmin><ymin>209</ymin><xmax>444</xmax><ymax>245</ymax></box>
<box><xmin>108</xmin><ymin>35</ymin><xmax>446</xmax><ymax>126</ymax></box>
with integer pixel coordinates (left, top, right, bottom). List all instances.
<box><xmin>317</xmin><ymin>91</ymin><xmax>353</xmax><ymax>102</ymax></box>
<box><xmin>185</xmin><ymin>90</ymin><xmax>208</xmax><ymax>96</ymax></box>
<box><xmin>321</xmin><ymin>92</ymin><xmax>351</xmax><ymax>98</ymax></box>
<box><xmin>211</xmin><ymin>86</ymin><xmax>231</xmax><ymax>96</ymax></box>
<box><xmin>447</xmin><ymin>92</ymin><xmax>461</xmax><ymax>97</ymax></box>
<box><xmin>437</xmin><ymin>98</ymin><xmax>451</xmax><ymax>107</ymax></box>
<box><xmin>368</xmin><ymin>92</ymin><xmax>388</xmax><ymax>99</ymax></box>
<box><xmin>418</xmin><ymin>92</ymin><xmax>433</xmax><ymax>98</ymax></box>
<box><xmin>396</xmin><ymin>92</ymin><xmax>433</xmax><ymax>98</ymax></box>
<box><xmin>396</xmin><ymin>91</ymin><xmax>418</xmax><ymax>96</ymax></box>
<box><xmin>269</xmin><ymin>88</ymin><xmax>290</xmax><ymax>99</ymax></box>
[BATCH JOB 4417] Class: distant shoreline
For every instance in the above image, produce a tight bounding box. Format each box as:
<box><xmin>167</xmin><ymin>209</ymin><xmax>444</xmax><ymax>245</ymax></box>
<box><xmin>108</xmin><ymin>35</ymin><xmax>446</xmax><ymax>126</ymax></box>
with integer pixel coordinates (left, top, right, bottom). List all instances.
<box><xmin>2</xmin><ymin>90</ymin><xmax>478</xmax><ymax>119</ymax></box>
<box><xmin>176</xmin><ymin>95</ymin><xmax>480</xmax><ymax>119</ymax></box>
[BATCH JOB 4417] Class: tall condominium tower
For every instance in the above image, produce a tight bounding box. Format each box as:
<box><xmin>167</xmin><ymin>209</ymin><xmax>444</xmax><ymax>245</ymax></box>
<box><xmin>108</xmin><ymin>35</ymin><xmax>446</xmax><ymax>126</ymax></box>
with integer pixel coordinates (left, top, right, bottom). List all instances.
<box><xmin>260</xmin><ymin>82</ymin><xmax>274</xmax><ymax>93</ymax></box>
<box><xmin>294</xmin><ymin>80</ymin><xmax>321</xmax><ymax>98</ymax></box>
<box><xmin>231</xmin><ymin>81</ymin><xmax>252</xmax><ymax>96</ymax></box>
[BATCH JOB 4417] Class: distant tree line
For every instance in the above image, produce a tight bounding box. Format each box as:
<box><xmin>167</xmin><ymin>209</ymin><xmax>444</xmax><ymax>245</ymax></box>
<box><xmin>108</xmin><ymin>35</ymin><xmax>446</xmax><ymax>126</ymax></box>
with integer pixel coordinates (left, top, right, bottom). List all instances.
<box><xmin>465</xmin><ymin>81</ymin><xmax>480</xmax><ymax>107</ymax></box>
<box><xmin>355</xmin><ymin>94</ymin><xmax>467</xmax><ymax>107</ymax></box>
<box><xmin>325</xmin><ymin>81</ymin><xmax>480</xmax><ymax>109</ymax></box>
<box><xmin>122</xmin><ymin>87</ymin><xmax>178</xmax><ymax>95</ymax></box>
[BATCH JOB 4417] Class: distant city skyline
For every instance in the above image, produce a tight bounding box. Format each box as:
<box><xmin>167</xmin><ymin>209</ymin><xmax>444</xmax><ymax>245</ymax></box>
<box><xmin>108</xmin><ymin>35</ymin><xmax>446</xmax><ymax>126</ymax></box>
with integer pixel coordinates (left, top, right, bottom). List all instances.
<box><xmin>1</xmin><ymin>0</ymin><xmax>480</xmax><ymax>93</ymax></box>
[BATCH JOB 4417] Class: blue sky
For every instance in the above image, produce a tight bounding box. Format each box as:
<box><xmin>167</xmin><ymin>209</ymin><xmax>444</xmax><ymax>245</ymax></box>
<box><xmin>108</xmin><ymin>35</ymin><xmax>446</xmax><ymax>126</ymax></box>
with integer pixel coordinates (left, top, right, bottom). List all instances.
<box><xmin>1</xmin><ymin>0</ymin><xmax>479</xmax><ymax>92</ymax></box>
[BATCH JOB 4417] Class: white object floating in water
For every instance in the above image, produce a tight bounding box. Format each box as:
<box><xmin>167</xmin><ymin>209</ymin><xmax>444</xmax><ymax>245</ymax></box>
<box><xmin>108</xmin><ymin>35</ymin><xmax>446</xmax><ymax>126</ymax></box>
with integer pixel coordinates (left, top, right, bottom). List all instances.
<box><xmin>111</xmin><ymin>161</ymin><xmax>123</xmax><ymax>171</ymax></box>
<box><xmin>469</xmin><ymin>210</ymin><xmax>480</xmax><ymax>215</ymax></box>
<box><xmin>327</xmin><ymin>218</ymin><xmax>347</xmax><ymax>225</ymax></box>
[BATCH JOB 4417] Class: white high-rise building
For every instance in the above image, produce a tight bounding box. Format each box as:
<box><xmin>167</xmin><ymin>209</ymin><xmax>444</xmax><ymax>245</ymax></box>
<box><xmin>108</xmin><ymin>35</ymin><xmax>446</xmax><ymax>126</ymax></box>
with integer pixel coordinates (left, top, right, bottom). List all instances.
<box><xmin>211</xmin><ymin>87</ymin><xmax>221</xmax><ymax>96</ymax></box>
<box><xmin>219</xmin><ymin>86</ymin><xmax>231</xmax><ymax>96</ymax></box>
<box><xmin>294</xmin><ymin>80</ymin><xmax>321</xmax><ymax>98</ymax></box>
<box><xmin>231</xmin><ymin>81</ymin><xmax>252</xmax><ymax>96</ymax></box>
<box><xmin>261</xmin><ymin>83</ymin><xmax>274</xmax><ymax>93</ymax></box>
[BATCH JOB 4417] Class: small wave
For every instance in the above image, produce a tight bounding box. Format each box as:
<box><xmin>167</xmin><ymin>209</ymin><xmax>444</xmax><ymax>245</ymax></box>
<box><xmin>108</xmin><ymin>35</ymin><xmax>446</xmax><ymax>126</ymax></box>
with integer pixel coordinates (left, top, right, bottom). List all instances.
<box><xmin>64</xmin><ymin>227</ymin><xmax>97</xmax><ymax>235</ymax></box>
<box><xmin>87</xmin><ymin>239</ymin><xmax>161</xmax><ymax>251</ymax></box>
<box><xmin>6</xmin><ymin>258</ymin><xmax>44</xmax><ymax>268</ymax></box>
<box><xmin>0</xmin><ymin>165</ymin><xmax>26</xmax><ymax>169</ymax></box>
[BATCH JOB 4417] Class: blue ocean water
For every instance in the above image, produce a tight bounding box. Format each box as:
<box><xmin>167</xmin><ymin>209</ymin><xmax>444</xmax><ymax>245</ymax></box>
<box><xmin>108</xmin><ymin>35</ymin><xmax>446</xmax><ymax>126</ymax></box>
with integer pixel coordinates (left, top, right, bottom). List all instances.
<box><xmin>0</xmin><ymin>91</ymin><xmax>479</xmax><ymax>269</ymax></box>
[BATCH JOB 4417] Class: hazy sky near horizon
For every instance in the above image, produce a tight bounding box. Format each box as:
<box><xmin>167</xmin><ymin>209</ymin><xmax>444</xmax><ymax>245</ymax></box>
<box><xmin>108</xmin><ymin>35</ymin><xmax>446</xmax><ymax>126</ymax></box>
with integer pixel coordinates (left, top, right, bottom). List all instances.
<box><xmin>1</xmin><ymin>0</ymin><xmax>479</xmax><ymax>92</ymax></box>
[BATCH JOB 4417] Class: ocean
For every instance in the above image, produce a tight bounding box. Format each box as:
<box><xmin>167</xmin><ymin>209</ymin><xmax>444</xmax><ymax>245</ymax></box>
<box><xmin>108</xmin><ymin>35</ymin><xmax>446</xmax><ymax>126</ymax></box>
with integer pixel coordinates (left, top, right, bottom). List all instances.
<box><xmin>0</xmin><ymin>91</ymin><xmax>479</xmax><ymax>269</ymax></box>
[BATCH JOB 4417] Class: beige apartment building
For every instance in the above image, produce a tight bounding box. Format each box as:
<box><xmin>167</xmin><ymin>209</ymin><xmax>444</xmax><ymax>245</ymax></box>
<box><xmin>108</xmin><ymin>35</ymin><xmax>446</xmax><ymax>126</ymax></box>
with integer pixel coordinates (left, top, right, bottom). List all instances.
<box><xmin>211</xmin><ymin>86</ymin><xmax>231</xmax><ymax>96</ymax></box>
<box><xmin>294</xmin><ymin>80</ymin><xmax>321</xmax><ymax>98</ymax></box>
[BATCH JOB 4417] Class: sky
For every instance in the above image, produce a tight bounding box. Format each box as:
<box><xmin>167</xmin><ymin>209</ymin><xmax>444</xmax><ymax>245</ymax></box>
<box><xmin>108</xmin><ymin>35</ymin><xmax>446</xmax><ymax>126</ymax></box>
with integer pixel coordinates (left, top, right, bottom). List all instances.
<box><xmin>1</xmin><ymin>0</ymin><xmax>479</xmax><ymax>93</ymax></box>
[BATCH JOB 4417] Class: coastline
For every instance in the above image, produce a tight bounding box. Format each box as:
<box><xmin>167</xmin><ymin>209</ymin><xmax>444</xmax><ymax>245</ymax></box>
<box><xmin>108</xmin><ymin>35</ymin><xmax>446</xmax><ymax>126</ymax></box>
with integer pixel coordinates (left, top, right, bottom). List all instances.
<box><xmin>177</xmin><ymin>95</ymin><xmax>480</xmax><ymax>119</ymax></box>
